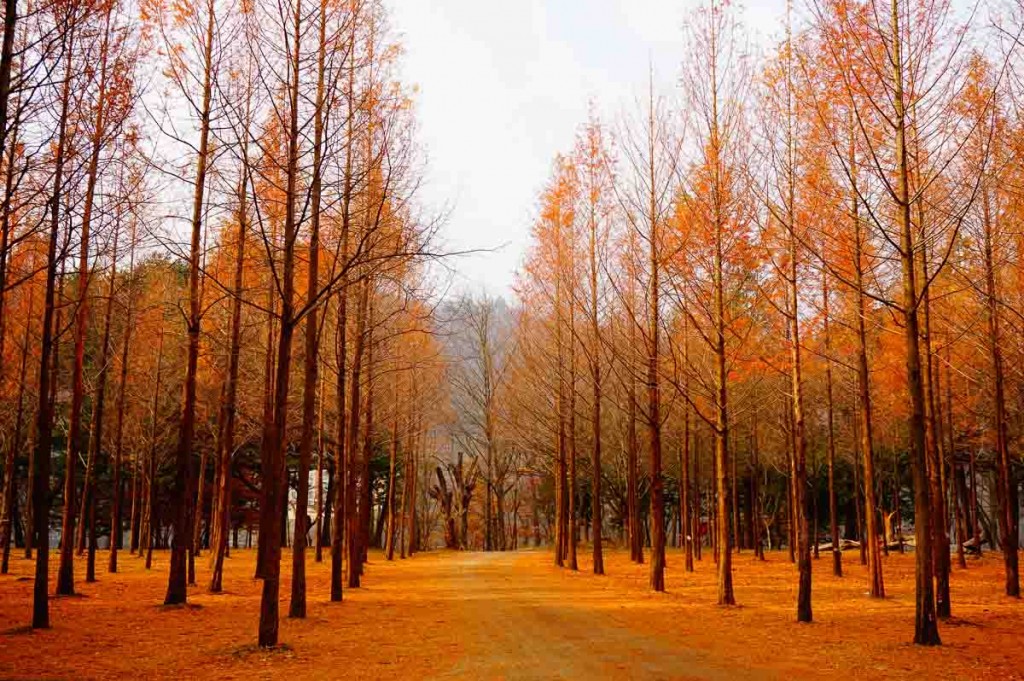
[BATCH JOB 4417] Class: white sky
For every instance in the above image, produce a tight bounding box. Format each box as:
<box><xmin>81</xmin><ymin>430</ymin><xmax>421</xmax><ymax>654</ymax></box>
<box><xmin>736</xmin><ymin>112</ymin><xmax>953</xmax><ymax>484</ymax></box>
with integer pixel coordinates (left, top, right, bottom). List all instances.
<box><xmin>389</xmin><ymin>0</ymin><xmax>791</xmax><ymax>299</ymax></box>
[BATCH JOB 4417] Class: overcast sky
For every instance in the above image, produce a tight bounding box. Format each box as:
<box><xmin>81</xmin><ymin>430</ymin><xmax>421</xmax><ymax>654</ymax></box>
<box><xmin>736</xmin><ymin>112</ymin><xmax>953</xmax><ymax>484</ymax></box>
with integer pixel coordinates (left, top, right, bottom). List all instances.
<box><xmin>389</xmin><ymin>1</ymin><xmax>792</xmax><ymax>299</ymax></box>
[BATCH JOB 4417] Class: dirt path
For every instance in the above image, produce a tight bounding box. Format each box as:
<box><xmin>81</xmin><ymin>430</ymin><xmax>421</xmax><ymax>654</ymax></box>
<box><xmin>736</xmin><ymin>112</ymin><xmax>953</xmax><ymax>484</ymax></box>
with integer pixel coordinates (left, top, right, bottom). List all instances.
<box><xmin>432</xmin><ymin>552</ymin><xmax>751</xmax><ymax>680</ymax></box>
<box><xmin>4</xmin><ymin>547</ymin><xmax>1022</xmax><ymax>679</ymax></box>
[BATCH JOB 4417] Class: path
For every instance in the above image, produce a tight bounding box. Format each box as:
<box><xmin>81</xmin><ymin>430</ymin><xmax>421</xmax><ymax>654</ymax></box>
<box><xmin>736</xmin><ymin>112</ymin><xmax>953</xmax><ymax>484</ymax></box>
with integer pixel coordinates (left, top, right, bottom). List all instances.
<box><xmin>10</xmin><ymin>547</ymin><xmax>1021</xmax><ymax>679</ymax></box>
<box><xmin>430</xmin><ymin>551</ymin><xmax>750</xmax><ymax>680</ymax></box>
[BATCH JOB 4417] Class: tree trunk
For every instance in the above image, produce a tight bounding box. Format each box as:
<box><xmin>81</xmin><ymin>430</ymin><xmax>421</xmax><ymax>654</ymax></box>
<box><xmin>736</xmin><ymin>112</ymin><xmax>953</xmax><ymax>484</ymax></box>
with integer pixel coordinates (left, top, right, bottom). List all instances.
<box><xmin>166</xmin><ymin>0</ymin><xmax>216</xmax><ymax>607</ymax></box>
<box><xmin>681</xmin><ymin>316</ymin><xmax>694</xmax><ymax>571</ymax></box>
<box><xmin>384</xmin><ymin>387</ymin><xmax>399</xmax><ymax>561</ymax></box>
<box><xmin>288</xmin><ymin>0</ymin><xmax>329</xmax><ymax>617</ymax></box>
<box><xmin>981</xmin><ymin>187</ymin><xmax>1019</xmax><ymax>598</ymax></box>
<box><xmin>109</xmin><ymin>219</ymin><xmax>138</xmax><ymax>573</ymax></box>
<box><xmin>83</xmin><ymin>212</ymin><xmax>120</xmax><ymax>582</ymax></box>
<box><xmin>627</xmin><ymin>336</ymin><xmax>641</xmax><ymax>564</ymax></box>
<box><xmin>0</xmin><ymin>283</ymin><xmax>32</xmax><ymax>574</ymax></box>
<box><xmin>329</xmin><ymin>11</ymin><xmax>356</xmax><ymax>595</ymax></box>
<box><xmin>945</xmin><ymin>343</ymin><xmax>967</xmax><ymax>569</ymax></box>
<box><xmin>850</xmin><ymin>122</ymin><xmax>884</xmax><ymax>598</ymax></box>
<box><xmin>143</xmin><ymin>308</ymin><xmax>167</xmax><ymax>571</ymax></box>
<box><xmin>209</xmin><ymin>154</ymin><xmax>248</xmax><ymax>594</ymax></box>
<box><xmin>587</xmin><ymin>174</ymin><xmax>604</xmax><ymax>574</ymax></box>
<box><xmin>257</xmin><ymin>0</ymin><xmax>302</xmax><ymax>644</ymax></box>
<box><xmin>359</xmin><ymin>296</ymin><xmax>376</xmax><ymax>569</ymax></box>
<box><xmin>554</xmin><ymin>211</ymin><xmax>567</xmax><ymax>567</ymax></box>
<box><xmin>314</xmin><ymin>380</ymin><xmax>326</xmax><ymax>563</ymax></box>
<box><xmin>567</xmin><ymin>267</ymin><xmax>579</xmax><ymax>571</ymax></box>
<box><xmin>823</xmin><ymin>273</ymin><xmax>841</xmax><ymax>578</ymax></box>
<box><xmin>346</xmin><ymin>279</ymin><xmax>368</xmax><ymax>588</ymax></box>
<box><xmin>331</xmin><ymin>286</ymin><xmax>348</xmax><ymax>600</ymax></box>
<box><xmin>646</xmin><ymin>101</ymin><xmax>664</xmax><ymax>591</ymax></box>
<box><xmin>890</xmin><ymin>0</ymin><xmax>940</xmax><ymax>644</ymax></box>
<box><xmin>787</xmin><ymin>245</ymin><xmax>811</xmax><ymax>622</ymax></box>
<box><xmin>33</xmin><ymin>17</ymin><xmax>78</xmax><ymax>624</ymax></box>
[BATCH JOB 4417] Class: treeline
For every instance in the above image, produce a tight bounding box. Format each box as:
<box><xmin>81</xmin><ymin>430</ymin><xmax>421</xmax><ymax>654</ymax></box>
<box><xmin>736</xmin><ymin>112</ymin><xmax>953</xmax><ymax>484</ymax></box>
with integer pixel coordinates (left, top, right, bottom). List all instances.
<box><xmin>505</xmin><ymin>0</ymin><xmax>1024</xmax><ymax>646</ymax></box>
<box><xmin>0</xmin><ymin>0</ymin><xmax>447</xmax><ymax>649</ymax></box>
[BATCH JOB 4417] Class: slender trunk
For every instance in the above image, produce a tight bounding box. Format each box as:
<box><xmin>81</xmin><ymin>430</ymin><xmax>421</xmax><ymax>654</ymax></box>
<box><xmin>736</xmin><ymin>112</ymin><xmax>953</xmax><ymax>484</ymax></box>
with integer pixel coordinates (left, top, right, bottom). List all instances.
<box><xmin>330</xmin><ymin>284</ymin><xmax>348</xmax><ymax>599</ymax></box>
<box><xmin>567</xmin><ymin>263</ymin><xmax>579</xmax><ymax>571</ymax></box>
<box><xmin>330</xmin><ymin>9</ymin><xmax>356</xmax><ymax>594</ymax></box>
<box><xmin>346</xmin><ymin>279</ymin><xmax>368</xmax><ymax>588</ymax></box>
<box><xmin>0</xmin><ymin>0</ymin><xmax>17</xmax><ymax>421</ymax></box>
<box><xmin>554</xmin><ymin>216</ymin><xmax>566</xmax><ymax>567</ymax></box>
<box><xmin>71</xmin><ymin>4</ymin><xmax>115</xmax><ymax>565</ymax></box>
<box><xmin>822</xmin><ymin>273</ymin><xmax>841</xmax><ymax>577</ymax></box>
<box><xmin>0</xmin><ymin>0</ymin><xmax>17</xmax><ymax>166</ymax></box>
<box><xmin>751</xmin><ymin>409</ymin><xmax>763</xmax><ymax>560</ymax></box>
<box><xmin>588</xmin><ymin>184</ymin><xmax>604</xmax><ymax>573</ymax></box>
<box><xmin>627</xmin><ymin>328</ymin><xmax>641</xmax><ymax>563</ymax></box>
<box><xmin>694</xmin><ymin>430</ymin><xmax>702</xmax><ymax>560</ymax></box>
<box><xmin>166</xmin><ymin>0</ymin><xmax>216</xmax><ymax>606</ymax></box>
<box><xmin>919</xmin><ymin>229</ymin><xmax>951</xmax><ymax>617</ymax></box>
<box><xmin>257</xmin><ymin>0</ymin><xmax>302</xmax><ymax>645</ymax></box>
<box><xmin>129</xmin><ymin>445</ymin><xmax>140</xmax><ymax>553</ymax></box>
<box><xmin>314</xmin><ymin>377</ymin><xmax>326</xmax><ymax>562</ymax></box>
<box><xmin>84</xmin><ymin>215</ymin><xmax>120</xmax><ymax>582</ymax></box>
<box><xmin>384</xmin><ymin>383</ymin><xmax>399</xmax><ymax>561</ymax></box>
<box><xmin>788</xmin><ymin>269</ymin><xmax>811</xmax><ymax>621</ymax></box>
<box><xmin>851</xmin><ymin>126</ymin><xmax>884</xmax><ymax>599</ymax></box>
<box><xmin>289</xmin><ymin>4</ymin><xmax>326</xmax><ymax>618</ymax></box>
<box><xmin>359</xmin><ymin>296</ymin><xmax>375</xmax><ymax>567</ymax></box>
<box><xmin>1</xmin><ymin>284</ymin><xmax>32</xmax><ymax>574</ymax></box>
<box><xmin>713</xmin><ymin>217</ymin><xmax>732</xmax><ymax>605</ymax></box>
<box><xmin>646</xmin><ymin>86</ymin><xmax>665</xmax><ymax>591</ymax></box>
<box><xmin>256</xmin><ymin>221</ymin><xmax>277</xmax><ymax>578</ymax></box>
<box><xmin>681</xmin><ymin>316</ymin><xmax>694</xmax><ymax>571</ymax></box>
<box><xmin>707</xmin><ymin>22</ymin><xmax>734</xmax><ymax>602</ymax></box>
<box><xmin>0</xmin><ymin>89</ymin><xmax>20</xmax><ymax>573</ymax></box>
<box><xmin>968</xmin><ymin>447</ymin><xmax>980</xmax><ymax>550</ymax></box>
<box><xmin>59</xmin><ymin>25</ymin><xmax>108</xmax><ymax>594</ymax></box>
<box><xmin>981</xmin><ymin>187</ymin><xmax>1019</xmax><ymax>598</ymax></box>
<box><xmin>401</xmin><ymin>413</ymin><xmax>413</xmax><ymax>552</ymax></box>
<box><xmin>890</xmin><ymin>0</ymin><xmax>939</xmax><ymax>643</ymax></box>
<box><xmin>954</xmin><ymin>463</ymin><xmax>969</xmax><ymax>568</ymax></box>
<box><xmin>852</xmin><ymin>410</ymin><xmax>866</xmax><ymax>565</ymax></box>
<box><xmin>34</xmin><ymin>18</ymin><xmax>78</xmax><ymax>624</ymax></box>
<box><xmin>782</xmin><ymin>79</ymin><xmax>815</xmax><ymax>610</ymax></box>
<box><xmin>109</xmin><ymin>220</ymin><xmax>137</xmax><ymax>573</ymax></box>
<box><xmin>143</xmin><ymin>309</ymin><xmax>167</xmax><ymax>571</ymax></box>
<box><xmin>209</xmin><ymin>154</ymin><xmax>248</xmax><ymax>594</ymax></box>
<box><xmin>944</xmin><ymin>342</ymin><xmax>967</xmax><ymax>569</ymax></box>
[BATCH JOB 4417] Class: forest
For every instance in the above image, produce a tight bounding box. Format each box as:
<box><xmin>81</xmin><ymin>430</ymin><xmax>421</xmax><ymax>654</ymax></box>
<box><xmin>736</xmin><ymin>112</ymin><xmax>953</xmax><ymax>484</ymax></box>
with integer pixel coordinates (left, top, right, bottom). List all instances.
<box><xmin>1</xmin><ymin>0</ymin><xmax>1024</xmax><ymax>677</ymax></box>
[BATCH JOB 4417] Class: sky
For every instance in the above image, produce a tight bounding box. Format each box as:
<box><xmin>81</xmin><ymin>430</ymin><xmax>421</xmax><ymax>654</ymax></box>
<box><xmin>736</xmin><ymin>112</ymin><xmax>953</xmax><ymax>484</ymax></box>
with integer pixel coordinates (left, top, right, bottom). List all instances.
<box><xmin>388</xmin><ymin>0</ymin><xmax>791</xmax><ymax>300</ymax></box>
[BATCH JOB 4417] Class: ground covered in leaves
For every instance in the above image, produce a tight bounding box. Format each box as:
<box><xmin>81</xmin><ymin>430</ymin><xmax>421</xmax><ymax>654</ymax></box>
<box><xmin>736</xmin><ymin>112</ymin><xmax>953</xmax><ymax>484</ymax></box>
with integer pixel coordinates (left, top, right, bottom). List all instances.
<box><xmin>1</xmin><ymin>545</ymin><xmax>1022</xmax><ymax>679</ymax></box>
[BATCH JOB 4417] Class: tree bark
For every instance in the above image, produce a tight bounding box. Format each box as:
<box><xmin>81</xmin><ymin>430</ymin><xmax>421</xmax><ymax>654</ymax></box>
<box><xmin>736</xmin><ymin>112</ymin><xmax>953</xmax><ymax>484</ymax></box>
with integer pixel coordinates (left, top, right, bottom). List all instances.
<box><xmin>83</xmin><ymin>211</ymin><xmax>120</xmax><ymax>583</ymax></box>
<box><xmin>823</xmin><ymin>272</ymin><xmax>841</xmax><ymax>577</ymax></box>
<box><xmin>288</xmin><ymin>0</ymin><xmax>328</xmax><ymax>615</ymax></box>
<box><xmin>109</xmin><ymin>218</ymin><xmax>137</xmax><ymax>573</ymax></box>
<box><xmin>0</xmin><ymin>282</ymin><xmax>32</xmax><ymax>574</ymax></box>
<box><xmin>166</xmin><ymin>0</ymin><xmax>216</xmax><ymax>607</ymax></box>
<box><xmin>850</xmin><ymin>119</ymin><xmax>884</xmax><ymax>598</ymax></box>
<box><xmin>209</xmin><ymin>155</ymin><xmax>248</xmax><ymax>594</ymax></box>
<box><xmin>587</xmin><ymin>168</ymin><xmax>604</xmax><ymax>574</ymax></box>
<box><xmin>33</xmin><ymin>16</ymin><xmax>78</xmax><ymax>624</ymax></box>
<box><xmin>646</xmin><ymin>91</ymin><xmax>665</xmax><ymax>591</ymax></box>
<box><xmin>890</xmin><ymin>0</ymin><xmax>940</xmax><ymax>644</ymax></box>
<box><xmin>981</xmin><ymin>186</ymin><xmax>1019</xmax><ymax>598</ymax></box>
<box><xmin>257</xmin><ymin>0</ymin><xmax>302</xmax><ymax>644</ymax></box>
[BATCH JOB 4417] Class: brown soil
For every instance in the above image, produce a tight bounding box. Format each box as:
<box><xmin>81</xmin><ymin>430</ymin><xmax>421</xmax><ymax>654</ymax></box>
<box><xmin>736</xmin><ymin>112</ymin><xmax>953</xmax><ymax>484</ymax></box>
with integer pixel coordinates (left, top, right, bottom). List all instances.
<box><xmin>1</xmin><ymin>547</ymin><xmax>1022</xmax><ymax>679</ymax></box>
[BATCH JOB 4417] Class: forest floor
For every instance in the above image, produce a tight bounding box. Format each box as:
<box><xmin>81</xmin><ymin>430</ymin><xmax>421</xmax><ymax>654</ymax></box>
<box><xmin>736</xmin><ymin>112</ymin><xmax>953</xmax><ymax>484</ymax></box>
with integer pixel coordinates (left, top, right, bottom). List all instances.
<box><xmin>1</xmin><ymin>545</ymin><xmax>1023</xmax><ymax>680</ymax></box>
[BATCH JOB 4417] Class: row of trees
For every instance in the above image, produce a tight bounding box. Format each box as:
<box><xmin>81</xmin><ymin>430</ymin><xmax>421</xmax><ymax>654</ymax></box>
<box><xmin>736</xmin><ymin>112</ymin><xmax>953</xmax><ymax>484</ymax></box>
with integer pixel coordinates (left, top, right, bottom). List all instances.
<box><xmin>0</xmin><ymin>0</ymin><xmax>448</xmax><ymax>649</ymax></box>
<box><xmin>507</xmin><ymin>0</ymin><xmax>1024</xmax><ymax>647</ymax></box>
